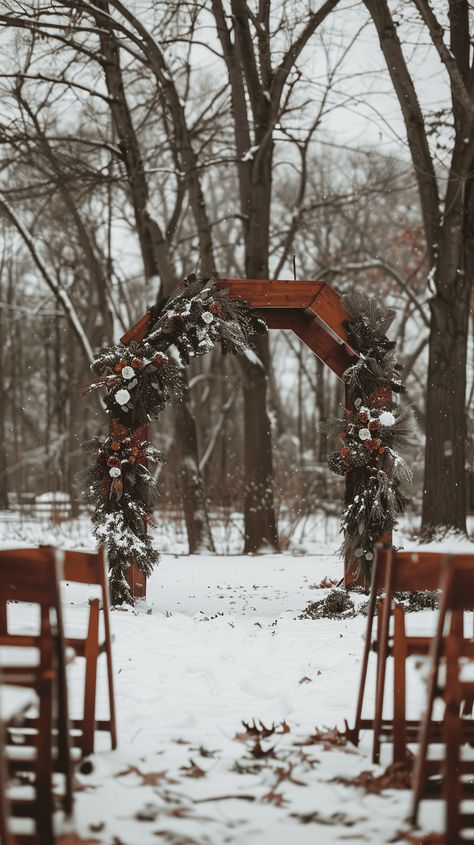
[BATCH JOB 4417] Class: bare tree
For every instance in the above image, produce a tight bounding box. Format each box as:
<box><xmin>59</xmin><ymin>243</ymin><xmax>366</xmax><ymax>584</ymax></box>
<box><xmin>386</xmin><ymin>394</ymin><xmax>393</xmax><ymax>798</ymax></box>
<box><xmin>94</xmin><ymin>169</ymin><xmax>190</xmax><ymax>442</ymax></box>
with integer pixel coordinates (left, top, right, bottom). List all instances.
<box><xmin>364</xmin><ymin>0</ymin><xmax>474</xmax><ymax>535</ymax></box>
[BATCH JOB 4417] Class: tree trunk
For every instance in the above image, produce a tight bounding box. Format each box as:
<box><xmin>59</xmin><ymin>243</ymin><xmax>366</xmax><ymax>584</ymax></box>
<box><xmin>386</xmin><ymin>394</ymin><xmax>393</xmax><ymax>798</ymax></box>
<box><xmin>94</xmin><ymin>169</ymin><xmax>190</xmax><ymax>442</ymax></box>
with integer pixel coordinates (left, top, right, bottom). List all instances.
<box><xmin>95</xmin><ymin>12</ymin><xmax>215</xmax><ymax>554</ymax></box>
<box><xmin>0</xmin><ymin>275</ymin><xmax>8</xmax><ymax>509</ymax></box>
<box><xmin>422</xmin><ymin>193</ymin><xmax>472</xmax><ymax>533</ymax></box>
<box><xmin>174</xmin><ymin>374</ymin><xmax>215</xmax><ymax>554</ymax></box>
<box><xmin>422</xmin><ymin>294</ymin><xmax>469</xmax><ymax>532</ymax></box>
<box><xmin>242</xmin><ymin>333</ymin><xmax>279</xmax><ymax>552</ymax></box>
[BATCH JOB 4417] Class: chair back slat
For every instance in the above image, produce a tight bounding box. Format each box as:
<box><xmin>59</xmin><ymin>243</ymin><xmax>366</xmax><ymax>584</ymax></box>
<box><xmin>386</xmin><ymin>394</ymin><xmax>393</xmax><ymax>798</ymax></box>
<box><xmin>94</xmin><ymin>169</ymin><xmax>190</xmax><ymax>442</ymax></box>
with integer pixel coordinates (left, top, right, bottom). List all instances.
<box><xmin>0</xmin><ymin>547</ymin><xmax>62</xmax><ymax>605</ymax></box>
<box><xmin>62</xmin><ymin>548</ymin><xmax>105</xmax><ymax>586</ymax></box>
<box><xmin>443</xmin><ymin>557</ymin><xmax>474</xmax><ymax>611</ymax></box>
<box><xmin>375</xmin><ymin>548</ymin><xmax>453</xmax><ymax>593</ymax></box>
<box><xmin>371</xmin><ymin>549</ymin><xmax>388</xmax><ymax>591</ymax></box>
<box><xmin>391</xmin><ymin>552</ymin><xmax>449</xmax><ymax>592</ymax></box>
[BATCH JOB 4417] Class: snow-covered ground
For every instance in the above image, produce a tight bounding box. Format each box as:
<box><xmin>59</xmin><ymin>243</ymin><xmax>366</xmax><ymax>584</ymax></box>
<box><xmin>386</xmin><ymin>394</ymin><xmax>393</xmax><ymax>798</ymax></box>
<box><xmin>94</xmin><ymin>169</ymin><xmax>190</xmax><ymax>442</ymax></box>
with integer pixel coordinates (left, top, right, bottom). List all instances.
<box><xmin>2</xmin><ymin>513</ymin><xmax>474</xmax><ymax>843</ymax></box>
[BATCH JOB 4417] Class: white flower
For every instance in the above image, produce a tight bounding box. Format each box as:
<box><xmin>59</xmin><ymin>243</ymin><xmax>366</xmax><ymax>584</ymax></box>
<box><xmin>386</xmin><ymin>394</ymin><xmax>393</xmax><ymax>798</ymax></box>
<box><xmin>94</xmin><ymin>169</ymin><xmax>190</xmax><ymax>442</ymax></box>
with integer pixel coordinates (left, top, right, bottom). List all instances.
<box><xmin>121</xmin><ymin>366</ymin><xmax>135</xmax><ymax>380</ymax></box>
<box><xmin>202</xmin><ymin>311</ymin><xmax>213</xmax><ymax>324</ymax></box>
<box><xmin>359</xmin><ymin>428</ymin><xmax>371</xmax><ymax>441</ymax></box>
<box><xmin>115</xmin><ymin>389</ymin><xmax>131</xmax><ymax>406</ymax></box>
<box><xmin>379</xmin><ymin>411</ymin><xmax>396</xmax><ymax>427</ymax></box>
<box><xmin>109</xmin><ymin>467</ymin><xmax>121</xmax><ymax>478</ymax></box>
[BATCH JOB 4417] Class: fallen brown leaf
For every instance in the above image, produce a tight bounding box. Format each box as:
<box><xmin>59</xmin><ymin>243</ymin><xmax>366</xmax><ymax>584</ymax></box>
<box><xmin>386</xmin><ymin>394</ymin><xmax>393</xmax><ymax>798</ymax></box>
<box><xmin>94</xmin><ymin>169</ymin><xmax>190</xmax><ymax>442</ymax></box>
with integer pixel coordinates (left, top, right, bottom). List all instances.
<box><xmin>262</xmin><ymin>790</ymin><xmax>287</xmax><ymax>806</ymax></box>
<box><xmin>295</xmin><ymin>726</ymin><xmax>349</xmax><ymax>750</ymax></box>
<box><xmin>232</xmin><ymin>759</ymin><xmax>264</xmax><ymax>775</ymax></box>
<box><xmin>235</xmin><ymin>719</ymin><xmax>289</xmax><ymax>741</ymax></box>
<box><xmin>273</xmin><ymin>764</ymin><xmax>306</xmax><ymax>788</ymax></box>
<box><xmin>334</xmin><ymin>759</ymin><xmax>413</xmax><ymax>794</ymax></box>
<box><xmin>154</xmin><ymin>832</ymin><xmax>206</xmax><ymax>844</ymax></box>
<box><xmin>190</xmin><ymin>745</ymin><xmax>219</xmax><ymax>758</ymax></box>
<box><xmin>180</xmin><ymin>759</ymin><xmax>206</xmax><ymax>778</ymax></box>
<box><xmin>116</xmin><ymin>765</ymin><xmax>177</xmax><ymax>787</ymax></box>
<box><xmin>248</xmin><ymin>737</ymin><xmax>278</xmax><ymax>759</ymax></box>
<box><xmin>290</xmin><ymin>810</ymin><xmax>364</xmax><ymax>827</ymax></box>
<box><xmin>71</xmin><ymin>775</ymin><xmax>98</xmax><ymax>793</ymax></box>
<box><xmin>136</xmin><ymin>803</ymin><xmax>159</xmax><ymax>822</ymax></box>
<box><xmin>309</xmin><ymin>577</ymin><xmax>339</xmax><ymax>589</ymax></box>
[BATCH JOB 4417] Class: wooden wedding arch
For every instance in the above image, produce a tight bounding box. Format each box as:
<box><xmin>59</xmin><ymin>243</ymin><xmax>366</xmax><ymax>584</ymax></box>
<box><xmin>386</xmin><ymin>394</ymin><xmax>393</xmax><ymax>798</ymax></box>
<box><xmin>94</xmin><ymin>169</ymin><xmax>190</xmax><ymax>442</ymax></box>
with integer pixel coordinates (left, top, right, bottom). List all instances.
<box><xmin>118</xmin><ymin>278</ymin><xmax>375</xmax><ymax>600</ymax></box>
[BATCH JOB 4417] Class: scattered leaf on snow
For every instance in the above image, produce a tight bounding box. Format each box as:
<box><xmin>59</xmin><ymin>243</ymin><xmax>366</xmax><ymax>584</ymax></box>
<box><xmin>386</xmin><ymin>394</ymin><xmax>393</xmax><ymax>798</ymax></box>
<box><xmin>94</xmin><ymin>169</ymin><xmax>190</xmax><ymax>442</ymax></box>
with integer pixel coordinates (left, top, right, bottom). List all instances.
<box><xmin>273</xmin><ymin>764</ymin><xmax>307</xmax><ymax>788</ymax></box>
<box><xmin>296</xmin><ymin>749</ymin><xmax>320</xmax><ymax>769</ymax></box>
<box><xmin>290</xmin><ymin>810</ymin><xmax>364</xmax><ymax>826</ymax></box>
<box><xmin>89</xmin><ymin>823</ymin><xmax>105</xmax><ymax>833</ymax></box>
<box><xmin>262</xmin><ymin>790</ymin><xmax>288</xmax><ymax>806</ymax></box>
<box><xmin>136</xmin><ymin>803</ymin><xmax>160</xmax><ymax>822</ymax></box>
<box><xmin>116</xmin><ymin>765</ymin><xmax>177</xmax><ymax>787</ymax></box>
<box><xmin>333</xmin><ymin>760</ymin><xmax>413</xmax><ymax>794</ymax></box>
<box><xmin>154</xmin><ymin>832</ymin><xmax>211</xmax><ymax>844</ymax></box>
<box><xmin>232</xmin><ymin>759</ymin><xmax>265</xmax><ymax>775</ymax></box>
<box><xmin>299</xmin><ymin>675</ymin><xmax>312</xmax><ymax>684</ymax></box>
<box><xmin>190</xmin><ymin>745</ymin><xmax>220</xmax><ymax>758</ymax></box>
<box><xmin>180</xmin><ymin>759</ymin><xmax>206</xmax><ymax>778</ymax></box>
<box><xmin>235</xmin><ymin>719</ymin><xmax>289</xmax><ymax>741</ymax></box>
<box><xmin>248</xmin><ymin>738</ymin><xmax>277</xmax><ymax>759</ymax></box>
<box><xmin>309</xmin><ymin>577</ymin><xmax>339</xmax><ymax>589</ymax></box>
<box><xmin>295</xmin><ymin>726</ymin><xmax>349</xmax><ymax>750</ymax></box>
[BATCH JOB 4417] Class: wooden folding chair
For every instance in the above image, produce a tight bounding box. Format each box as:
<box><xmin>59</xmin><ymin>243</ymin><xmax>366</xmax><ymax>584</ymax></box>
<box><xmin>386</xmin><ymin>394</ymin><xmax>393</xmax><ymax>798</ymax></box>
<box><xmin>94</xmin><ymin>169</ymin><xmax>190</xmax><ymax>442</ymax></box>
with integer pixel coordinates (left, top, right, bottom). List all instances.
<box><xmin>62</xmin><ymin>547</ymin><xmax>117</xmax><ymax>757</ymax></box>
<box><xmin>348</xmin><ymin>546</ymin><xmax>452</xmax><ymax>764</ymax></box>
<box><xmin>0</xmin><ymin>546</ymin><xmax>73</xmax><ymax>843</ymax></box>
<box><xmin>0</xmin><ymin>707</ymin><xmax>13</xmax><ymax>845</ymax></box>
<box><xmin>410</xmin><ymin>554</ymin><xmax>474</xmax><ymax>843</ymax></box>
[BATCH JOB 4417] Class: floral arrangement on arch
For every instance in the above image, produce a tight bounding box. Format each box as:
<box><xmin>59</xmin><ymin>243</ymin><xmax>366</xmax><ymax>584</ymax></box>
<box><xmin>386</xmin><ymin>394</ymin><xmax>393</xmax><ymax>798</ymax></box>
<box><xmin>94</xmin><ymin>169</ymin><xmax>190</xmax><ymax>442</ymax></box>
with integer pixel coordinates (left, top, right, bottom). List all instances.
<box><xmin>327</xmin><ymin>292</ymin><xmax>414</xmax><ymax>577</ymax></box>
<box><xmin>82</xmin><ymin>274</ymin><xmax>267</xmax><ymax>604</ymax></box>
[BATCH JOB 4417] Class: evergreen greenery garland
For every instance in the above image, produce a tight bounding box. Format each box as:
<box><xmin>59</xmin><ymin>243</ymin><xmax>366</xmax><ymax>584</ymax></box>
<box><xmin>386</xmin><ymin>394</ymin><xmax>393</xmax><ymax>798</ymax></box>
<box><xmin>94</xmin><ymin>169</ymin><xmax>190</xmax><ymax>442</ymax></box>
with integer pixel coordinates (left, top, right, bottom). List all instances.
<box><xmin>82</xmin><ymin>274</ymin><xmax>267</xmax><ymax>604</ymax></box>
<box><xmin>327</xmin><ymin>292</ymin><xmax>414</xmax><ymax>578</ymax></box>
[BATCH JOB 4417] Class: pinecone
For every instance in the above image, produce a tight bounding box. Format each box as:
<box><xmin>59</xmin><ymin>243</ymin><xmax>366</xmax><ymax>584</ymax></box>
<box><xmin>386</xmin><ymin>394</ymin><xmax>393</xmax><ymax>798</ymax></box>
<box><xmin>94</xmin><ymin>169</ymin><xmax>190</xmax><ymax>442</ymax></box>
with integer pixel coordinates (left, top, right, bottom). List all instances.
<box><xmin>350</xmin><ymin>445</ymin><xmax>370</xmax><ymax>468</ymax></box>
<box><xmin>328</xmin><ymin>451</ymin><xmax>349</xmax><ymax>475</ymax></box>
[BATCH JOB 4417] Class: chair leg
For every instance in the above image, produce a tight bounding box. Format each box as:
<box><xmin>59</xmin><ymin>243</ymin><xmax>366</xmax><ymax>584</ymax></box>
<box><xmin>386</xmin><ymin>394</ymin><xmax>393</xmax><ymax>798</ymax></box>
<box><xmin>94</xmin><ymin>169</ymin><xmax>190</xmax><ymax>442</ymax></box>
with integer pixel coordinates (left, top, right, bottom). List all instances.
<box><xmin>373</xmin><ymin>595</ymin><xmax>392</xmax><ymax>764</ymax></box>
<box><xmin>393</xmin><ymin>604</ymin><xmax>407</xmax><ymax>763</ymax></box>
<box><xmin>55</xmin><ymin>641</ymin><xmax>73</xmax><ymax>816</ymax></box>
<box><xmin>410</xmin><ymin>569</ymin><xmax>451</xmax><ymax>827</ymax></box>
<box><xmin>349</xmin><ymin>583</ymin><xmax>378</xmax><ymax>746</ymax></box>
<box><xmin>0</xmin><ymin>724</ymin><xmax>12</xmax><ymax>845</ymax></box>
<box><xmin>82</xmin><ymin>601</ymin><xmax>100</xmax><ymax>757</ymax></box>
<box><xmin>444</xmin><ymin>635</ymin><xmax>462</xmax><ymax>843</ymax></box>
<box><xmin>105</xmin><ymin>635</ymin><xmax>117</xmax><ymax>750</ymax></box>
<box><xmin>36</xmin><ymin>676</ymin><xmax>54</xmax><ymax>843</ymax></box>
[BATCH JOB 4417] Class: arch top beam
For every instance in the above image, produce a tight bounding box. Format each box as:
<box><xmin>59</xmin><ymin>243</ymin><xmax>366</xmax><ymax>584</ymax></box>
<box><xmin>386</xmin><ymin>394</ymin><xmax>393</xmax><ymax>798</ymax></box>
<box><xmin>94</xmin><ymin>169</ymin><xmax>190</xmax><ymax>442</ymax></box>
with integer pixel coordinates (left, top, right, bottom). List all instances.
<box><xmin>219</xmin><ymin>278</ymin><xmax>352</xmax><ymax>348</ymax></box>
<box><xmin>120</xmin><ymin>277</ymin><xmax>356</xmax><ymax>379</ymax></box>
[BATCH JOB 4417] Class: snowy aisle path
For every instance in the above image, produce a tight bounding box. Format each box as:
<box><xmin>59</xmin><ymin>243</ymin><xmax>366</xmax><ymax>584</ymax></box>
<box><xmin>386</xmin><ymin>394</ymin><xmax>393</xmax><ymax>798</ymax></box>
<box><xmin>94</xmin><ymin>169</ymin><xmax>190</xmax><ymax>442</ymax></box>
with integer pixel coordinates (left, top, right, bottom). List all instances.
<box><xmin>59</xmin><ymin>552</ymin><xmax>443</xmax><ymax>845</ymax></box>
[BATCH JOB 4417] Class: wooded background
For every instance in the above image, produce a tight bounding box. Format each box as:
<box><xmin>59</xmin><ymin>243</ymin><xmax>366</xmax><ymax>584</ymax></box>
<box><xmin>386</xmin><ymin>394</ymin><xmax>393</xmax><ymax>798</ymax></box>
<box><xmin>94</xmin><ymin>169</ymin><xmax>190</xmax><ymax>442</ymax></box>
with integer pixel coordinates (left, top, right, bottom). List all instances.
<box><xmin>0</xmin><ymin>0</ymin><xmax>472</xmax><ymax>551</ymax></box>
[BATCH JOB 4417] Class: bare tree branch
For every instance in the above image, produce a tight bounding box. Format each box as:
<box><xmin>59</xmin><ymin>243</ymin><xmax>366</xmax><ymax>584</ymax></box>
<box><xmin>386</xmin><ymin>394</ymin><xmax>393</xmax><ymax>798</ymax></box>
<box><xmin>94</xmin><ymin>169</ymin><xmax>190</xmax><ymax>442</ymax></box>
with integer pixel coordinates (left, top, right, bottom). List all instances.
<box><xmin>0</xmin><ymin>195</ymin><xmax>94</xmax><ymax>363</ymax></box>
<box><xmin>412</xmin><ymin>0</ymin><xmax>474</xmax><ymax>121</ymax></box>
